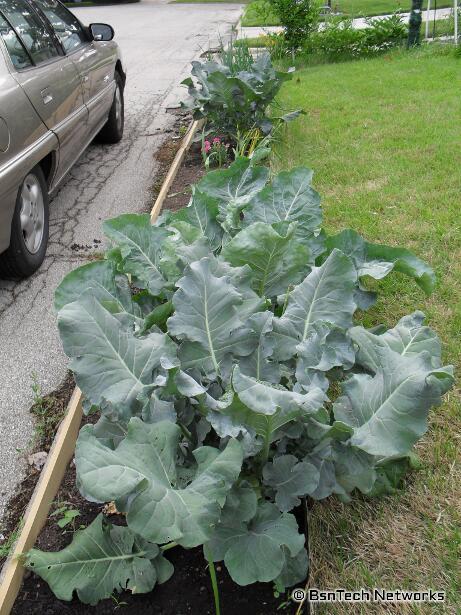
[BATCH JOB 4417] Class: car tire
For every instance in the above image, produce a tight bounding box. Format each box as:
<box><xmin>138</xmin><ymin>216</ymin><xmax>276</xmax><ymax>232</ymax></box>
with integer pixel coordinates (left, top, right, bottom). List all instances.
<box><xmin>0</xmin><ymin>165</ymin><xmax>49</xmax><ymax>279</ymax></box>
<box><xmin>97</xmin><ymin>72</ymin><xmax>124</xmax><ymax>144</ymax></box>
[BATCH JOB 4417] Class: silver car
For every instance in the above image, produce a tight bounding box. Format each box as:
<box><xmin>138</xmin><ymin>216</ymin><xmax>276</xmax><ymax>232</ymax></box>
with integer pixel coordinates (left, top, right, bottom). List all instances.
<box><xmin>0</xmin><ymin>0</ymin><xmax>125</xmax><ymax>277</ymax></box>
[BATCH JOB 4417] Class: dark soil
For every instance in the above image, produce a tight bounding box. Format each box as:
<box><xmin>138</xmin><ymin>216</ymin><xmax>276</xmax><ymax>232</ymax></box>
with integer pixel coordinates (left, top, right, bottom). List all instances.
<box><xmin>0</xmin><ymin>372</ymin><xmax>75</xmax><ymax>569</ymax></box>
<box><xmin>161</xmin><ymin>142</ymin><xmax>208</xmax><ymax>213</ymax></box>
<box><xmin>8</xmin><ymin>124</ymin><xmax>308</xmax><ymax>615</ymax></box>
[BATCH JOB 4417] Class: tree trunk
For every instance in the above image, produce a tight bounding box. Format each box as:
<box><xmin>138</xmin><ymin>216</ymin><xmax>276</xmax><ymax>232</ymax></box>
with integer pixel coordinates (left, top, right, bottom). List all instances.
<box><xmin>407</xmin><ymin>0</ymin><xmax>424</xmax><ymax>47</ymax></box>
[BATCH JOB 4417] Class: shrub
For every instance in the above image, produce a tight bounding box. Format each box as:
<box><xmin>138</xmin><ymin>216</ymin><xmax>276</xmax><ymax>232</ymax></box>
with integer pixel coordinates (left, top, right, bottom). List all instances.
<box><xmin>27</xmin><ymin>159</ymin><xmax>453</xmax><ymax>607</ymax></box>
<box><xmin>363</xmin><ymin>14</ymin><xmax>408</xmax><ymax>51</ymax></box>
<box><xmin>307</xmin><ymin>16</ymin><xmax>365</xmax><ymax>59</ymax></box>
<box><xmin>270</xmin><ymin>0</ymin><xmax>320</xmax><ymax>50</ymax></box>
<box><xmin>304</xmin><ymin>14</ymin><xmax>407</xmax><ymax>61</ymax></box>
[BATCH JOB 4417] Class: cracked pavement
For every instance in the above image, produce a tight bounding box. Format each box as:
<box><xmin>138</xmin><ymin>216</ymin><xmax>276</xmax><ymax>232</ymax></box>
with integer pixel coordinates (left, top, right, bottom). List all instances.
<box><xmin>0</xmin><ymin>0</ymin><xmax>243</xmax><ymax>518</ymax></box>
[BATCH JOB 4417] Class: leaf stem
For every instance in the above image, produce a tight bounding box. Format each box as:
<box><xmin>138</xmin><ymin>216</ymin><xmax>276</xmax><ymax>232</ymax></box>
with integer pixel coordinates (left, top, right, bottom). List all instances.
<box><xmin>160</xmin><ymin>541</ymin><xmax>178</xmax><ymax>552</ymax></box>
<box><xmin>204</xmin><ymin>545</ymin><xmax>221</xmax><ymax>615</ymax></box>
<box><xmin>178</xmin><ymin>422</ymin><xmax>193</xmax><ymax>443</ymax></box>
<box><xmin>281</xmin><ymin>286</ymin><xmax>292</xmax><ymax>315</ymax></box>
<box><xmin>260</xmin><ymin>435</ymin><xmax>271</xmax><ymax>470</ymax></box>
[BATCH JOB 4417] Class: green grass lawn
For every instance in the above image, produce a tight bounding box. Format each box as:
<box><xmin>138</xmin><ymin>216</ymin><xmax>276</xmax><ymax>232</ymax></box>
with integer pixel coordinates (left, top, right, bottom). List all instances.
<box><xmin>275</xmin><ymin>45</ymin><xmax>461</xmax><ymax>613</ymax></box>
<box><xmin>241</xmin><ymin>0</ymin><xmax>453</xmax><ymax>27</ymax></box>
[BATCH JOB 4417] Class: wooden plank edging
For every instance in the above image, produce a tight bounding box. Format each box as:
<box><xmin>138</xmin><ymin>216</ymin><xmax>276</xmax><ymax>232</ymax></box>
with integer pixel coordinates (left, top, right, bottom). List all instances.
<box><xmin>0</xmin><ymin>118</ymin><xmax>201</xmax><ymax>615</ymax></box>
<box><xmin>150</xmin><ymin>119</ymin><xmax>201</xmax><ymax>223</ymax></box>
<box><xmin>0</xmin><ymin>387</ymin><xmax>83</xmax><ymax>615</ymax></box>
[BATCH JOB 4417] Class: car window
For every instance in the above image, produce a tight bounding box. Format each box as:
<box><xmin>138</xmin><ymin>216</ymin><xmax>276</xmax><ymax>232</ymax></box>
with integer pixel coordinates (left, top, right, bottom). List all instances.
<box><xmin>34</xmin><ymin>0</ymin><xmax>87</xmax><ymax>53</ymax></box>
<box><xmin>0</xmin><ymin>12</ymin><xmax>32</xmax><ymax>69</ymax></box>
<box><xmin>0</xmin><ymin>0</ymin><xmax>59</xmax><ymax>65</ymax></box>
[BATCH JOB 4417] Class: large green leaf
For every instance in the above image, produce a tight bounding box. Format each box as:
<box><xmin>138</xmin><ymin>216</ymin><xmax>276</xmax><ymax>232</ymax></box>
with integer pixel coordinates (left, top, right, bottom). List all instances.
<box><xmin>103</xmin><ymin>214</ymin><xmax>171</xmax><ymax>294</ymax></box>
<box><xmin>325</xmin><ymin>229</ymin><xmax>435</xmax><ymax>294</ymax></box>
<box><xmin>54</xmin><ymin>260</ymin><xmax>138</xmax><ymax>317</ymax></box>
<box><xmin>197</xmin><ymin>157</ymin><xmax>269</xmax><ymax>231</ymax></box>
<box><xmin>242</xmin><ymin>167</ymin><xmax>322</xmax><ymax>242</ymax></box>
<box><xmin>350</xmin><ymin>311</ymin><xmax>442</xmax><ymax>371</ymax></box>
<box><xmin>304</xmin><ymin>439</ymin><xmax>376</xmax><ymax>500</ymax></box>
<box><xmin>210</xmin><ymin>371</ymin><xmax>326</xmax><ymax>451</ymax></box>
<box><xmin>207</xmin><ymin>501</ymin><xmax>304</xmax><ymax>585</ymax></box>
<box><xmin>296</xmin><ymin>321</ymin><xmax>355</xmax><ymax>372</ymax></box>
<box><xmin>220</xmin><ymin>482</ymin><xmax>258</xmax><ymax>525</ymax></box>
<box><xmin>25</xmin><ymin>515</ymin><xmax>173</xmax><ymax>605</ymax></box>
<box><xmin>263</xmin><ymin>455</ymin><xmax>320</xmax><ymax>512</ymax></box>
<box><xmin>272</xmin><ymin>249</ymin><xmax>357</xmax><ymax>360</ymax></box>
<box><xmin>58</xmin><ymin>294</ymin><xmax>178</xmax><ymax>417</ymax></box>
<box><xmin>333</xmin><ymin>345</ymin><xmax>454</xmax><ymax>457</ymax></box>
<box><xmin>212</xmin><ymin>258</ymin><xmax>266</xmax><ymax>320</ymax></box>
<box><xmin>238</xmin><ymin>311</ymin><xmax>281</xmax><ymax>383</ymax></box>
<box><xmin>274</xmin><ymin>547</ymin><xmax>309</xmax><ymax>593</ymax></box>
<box><xmin>168</xmin><ymin>188</ymin><xmax>222</xmax><ymax>251</ymax></box>
<box><xmin>76</xmin><ymin>419</ymin><xmax>243</xmax><ymax>547</ymax></box>
<box><xmin>222</xmin><ymin>221</ymin><xmax>310</xmax><ymax>296</ymax></box>
<box><xmin>233</xmin><ymin>366</ymin><xmax>326</xmax><ymax>416</ymax></box>
<box><xmin>330</xmin><ymin>441</ymin><xmax>376</xmax><ymax>496</ymax></box>
<box><xmin>167</xmin><ymin>257</ymin><xmax>255</xmax><ymax>377</ymax></box>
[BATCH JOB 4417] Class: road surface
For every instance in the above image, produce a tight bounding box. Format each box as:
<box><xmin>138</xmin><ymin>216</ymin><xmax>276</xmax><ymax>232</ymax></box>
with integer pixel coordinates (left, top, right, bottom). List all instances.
<box><xmin>0</xmin><ymin>0</ymin><xmax>243</xmax><ymax>519</ymax></box>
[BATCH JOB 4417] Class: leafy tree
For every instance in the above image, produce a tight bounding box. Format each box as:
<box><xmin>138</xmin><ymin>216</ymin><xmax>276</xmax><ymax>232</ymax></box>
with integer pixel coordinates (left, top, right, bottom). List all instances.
<box><xmin>270</xmin><ymin>0</ymin><xmax>320</xmax><ymax>50</ymax></box>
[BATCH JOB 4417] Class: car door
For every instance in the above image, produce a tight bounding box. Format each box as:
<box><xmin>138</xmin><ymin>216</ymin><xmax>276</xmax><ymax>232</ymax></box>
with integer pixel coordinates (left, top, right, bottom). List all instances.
<box><xmin>34</xmin><ymin>0</ymin><xmax>117</xmax><ymax>134</ymax></box>
<box><xmin>0</xmin><ymin>0</ymin><xmax>88</xmax><ymax>186</ymax></box>
<box><xmin>0</xmin><ymin>15</ymin><xmax>58</xmax><ymax>255</ymax></box>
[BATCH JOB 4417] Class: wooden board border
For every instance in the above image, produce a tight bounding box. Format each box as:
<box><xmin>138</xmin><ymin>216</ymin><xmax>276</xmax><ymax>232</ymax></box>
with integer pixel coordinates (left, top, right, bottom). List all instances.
<box><xmin>0</xmin><ymin>118</ymin><xmax>201</xmax><ymax>615</ymax></box>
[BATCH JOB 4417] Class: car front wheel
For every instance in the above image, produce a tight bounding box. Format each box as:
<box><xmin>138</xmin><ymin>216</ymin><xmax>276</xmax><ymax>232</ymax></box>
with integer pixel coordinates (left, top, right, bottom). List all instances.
<box><xmin>97</xmin><ymin>73</ymin><xmax>124</xmax><ymax>144</ymax></box>
<box><xmin>0</xmin><ymin>166</ymin><xmax>49</xmax><ymax>279</ymax></box>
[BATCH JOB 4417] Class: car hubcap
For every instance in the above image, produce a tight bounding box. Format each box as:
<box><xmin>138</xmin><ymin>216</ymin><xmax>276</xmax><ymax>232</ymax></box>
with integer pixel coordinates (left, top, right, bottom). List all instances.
<box><xmin>115</xmin><ymin>85</ymin><xmax>123</xmax><ymax>132</ymax></box>
<box><xmin>20</xmin><ymin>174</ymin><xmax>44</xmax><ymax>254</ymax></box>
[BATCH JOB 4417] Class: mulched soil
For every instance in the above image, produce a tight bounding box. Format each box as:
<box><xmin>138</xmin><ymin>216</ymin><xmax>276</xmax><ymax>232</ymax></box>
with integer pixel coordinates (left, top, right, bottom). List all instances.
<box><xmin>7</xmin><ymin>125</ymin><xmax>308</xmax><ymax>615</ymax></box>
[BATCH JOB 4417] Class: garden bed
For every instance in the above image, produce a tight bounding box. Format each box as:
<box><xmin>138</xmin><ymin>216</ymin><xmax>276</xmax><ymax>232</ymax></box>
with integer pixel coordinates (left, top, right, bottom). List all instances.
<box><xmin>12</xmin><ymin>461</ymin><xmax>295</xmax><ymax>614</ymax></box>
<box><xmin>9</xmin><ymin>132</ymin><xmax>306</xmax><ymax>615</ymax></box>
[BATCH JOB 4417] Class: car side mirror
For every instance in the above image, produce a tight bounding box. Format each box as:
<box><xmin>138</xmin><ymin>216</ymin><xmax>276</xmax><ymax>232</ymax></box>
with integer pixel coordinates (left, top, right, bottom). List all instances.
<box><xmin>89</xmin><ymin>23</ymin><xmax>114</xmax><ymax>42</ymax></box>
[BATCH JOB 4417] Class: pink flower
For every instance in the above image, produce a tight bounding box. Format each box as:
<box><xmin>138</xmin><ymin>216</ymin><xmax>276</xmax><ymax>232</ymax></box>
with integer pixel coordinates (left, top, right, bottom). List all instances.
<box><xmin>204</xmin><ymin>140</ymin><xmax>211</xmax><ymax>153</ymax></box>
<box><xmin>213</xmin><ymin>137</ymin><xmax>221</xmax><ymax>144</ymax></box>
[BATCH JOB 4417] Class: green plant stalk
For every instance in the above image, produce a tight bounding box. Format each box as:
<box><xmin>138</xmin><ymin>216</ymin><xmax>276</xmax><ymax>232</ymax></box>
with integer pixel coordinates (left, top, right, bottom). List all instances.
<box><xmin>204</xmin><ymin>545</ymin><xmax>221</xmax><ymax>615</ymax></box>
<box><xmin>178</xmin><ymin>421</ymin><xmax>194</xmax><ymax>443</ymax></box>
<box><xmin>260</xmin><ymin>434</ymin><xmax>271</xmax><ymax>469</ymax></box>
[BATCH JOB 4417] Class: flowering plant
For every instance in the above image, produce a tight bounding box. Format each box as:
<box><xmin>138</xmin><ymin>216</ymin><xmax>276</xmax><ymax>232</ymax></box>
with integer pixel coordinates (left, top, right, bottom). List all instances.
<box><xmin>202</xmin><ymin>135</ymin><xmax>229</xmax><ymax>169</ymax></box>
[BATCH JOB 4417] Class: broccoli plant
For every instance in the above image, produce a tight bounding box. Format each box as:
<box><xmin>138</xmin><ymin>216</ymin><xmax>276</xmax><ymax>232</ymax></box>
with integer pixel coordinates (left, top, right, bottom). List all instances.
<box><xmin>27</xmin><ymin>159</ymin><xmax>453</xmax><ymax>607</ymax></box>
<box><xmin>181</xmin><ymin>52</ymin><xmax>300</xmax><ymax>138</ymax></box>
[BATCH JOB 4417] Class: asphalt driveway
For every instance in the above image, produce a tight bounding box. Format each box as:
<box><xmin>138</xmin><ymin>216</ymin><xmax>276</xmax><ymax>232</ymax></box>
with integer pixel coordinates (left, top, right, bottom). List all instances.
<box><xmin>0</xmin><ymin>0</ymin><xmax>243</xmax><ymax>519</ymax></box>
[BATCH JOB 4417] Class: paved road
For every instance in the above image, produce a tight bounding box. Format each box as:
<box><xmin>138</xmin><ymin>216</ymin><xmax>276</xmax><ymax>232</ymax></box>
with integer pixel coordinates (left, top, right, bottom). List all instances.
<box><xmin>239</xmin><ymin>7</ymin><xmax>454</xmax><ymax>38</ymax></box>
<box><xmin>0</xmin><ymin>0</ymin><xmax>242</xmax><ymax>519</ymax></box>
